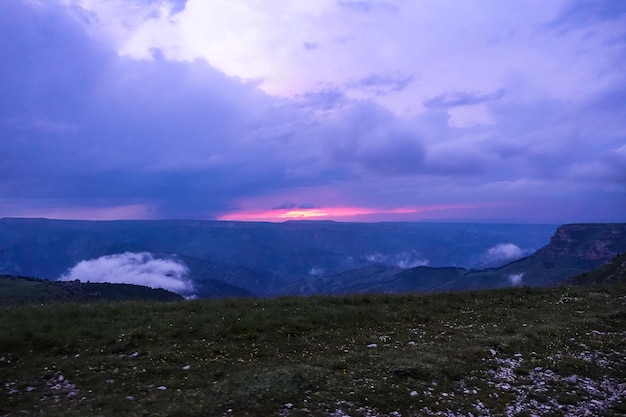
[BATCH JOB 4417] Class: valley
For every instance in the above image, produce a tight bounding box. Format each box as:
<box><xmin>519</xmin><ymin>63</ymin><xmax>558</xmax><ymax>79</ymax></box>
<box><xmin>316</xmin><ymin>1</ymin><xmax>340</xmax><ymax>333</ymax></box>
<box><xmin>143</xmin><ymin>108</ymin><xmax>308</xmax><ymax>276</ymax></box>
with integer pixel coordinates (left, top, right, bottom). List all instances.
<box><xmin>0</xmin><ymin>219</ymin><xmax>624</xmax><ymax>298</ymax></box>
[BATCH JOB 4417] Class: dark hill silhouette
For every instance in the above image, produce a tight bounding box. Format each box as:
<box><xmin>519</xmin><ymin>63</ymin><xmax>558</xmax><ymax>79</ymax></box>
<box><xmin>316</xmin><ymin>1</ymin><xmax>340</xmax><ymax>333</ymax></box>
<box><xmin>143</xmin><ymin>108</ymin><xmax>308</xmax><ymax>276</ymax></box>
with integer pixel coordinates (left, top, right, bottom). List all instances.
<box><xmin>0</xmin><ymin>275</ymin><xmax>183</xmax><ymax>304</ymax></box>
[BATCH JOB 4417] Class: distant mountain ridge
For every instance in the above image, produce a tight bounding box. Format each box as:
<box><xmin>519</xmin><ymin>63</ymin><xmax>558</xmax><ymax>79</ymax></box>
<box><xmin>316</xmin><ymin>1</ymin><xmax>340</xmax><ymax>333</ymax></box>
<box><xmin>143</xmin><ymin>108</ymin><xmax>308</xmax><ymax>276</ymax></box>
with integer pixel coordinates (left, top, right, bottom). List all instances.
<box><xmin>0</xmin><ymin>218</ymin><xmax>557</xmax><ymax>297</ymax></box>
<box><xmin>0</xmin><ymin>219</ymin><xmax>624</xmax><ymax>298</ymax></box>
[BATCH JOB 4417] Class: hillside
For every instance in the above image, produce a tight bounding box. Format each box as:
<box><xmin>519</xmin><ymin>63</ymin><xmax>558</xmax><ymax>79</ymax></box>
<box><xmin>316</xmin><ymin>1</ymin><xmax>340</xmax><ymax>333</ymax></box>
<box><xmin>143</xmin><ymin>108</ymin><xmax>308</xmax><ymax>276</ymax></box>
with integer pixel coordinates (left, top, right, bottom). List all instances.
<box><xmin>0</xmin><ymin>286</ymin><xmax>624</xmax><ymax>416</ymax></box>
<box><xmin>280</xmin><ymin>223</ymin><xmax>626</xmax><ymax>295</ymax></box>
<box><xmin>0</xmin><ymin>275</ymin><xmax>183</xmax><ymax>304</ymax></box>
<box><xmin>566</xmin><ymin>252</ymin><xmax>626</xmax><ymax>286</ymax></box>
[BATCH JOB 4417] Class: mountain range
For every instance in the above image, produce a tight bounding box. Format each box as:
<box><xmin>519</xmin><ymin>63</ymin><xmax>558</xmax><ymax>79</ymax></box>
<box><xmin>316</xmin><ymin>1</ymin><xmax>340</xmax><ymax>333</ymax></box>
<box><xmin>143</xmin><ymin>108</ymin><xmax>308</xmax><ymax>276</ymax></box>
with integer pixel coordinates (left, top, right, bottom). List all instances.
<box><xmin>0</xmin><ymin>218</ymin><xmax>624</xmax><ymax>298</ymax></box>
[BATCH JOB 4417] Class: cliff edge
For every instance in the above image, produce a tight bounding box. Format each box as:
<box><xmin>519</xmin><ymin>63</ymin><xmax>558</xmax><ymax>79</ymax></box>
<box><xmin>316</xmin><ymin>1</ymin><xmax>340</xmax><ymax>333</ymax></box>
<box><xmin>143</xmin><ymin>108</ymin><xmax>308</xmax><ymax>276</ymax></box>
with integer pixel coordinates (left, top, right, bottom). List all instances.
<box><xmin>537</xmin><ymin>223</ymin><xmax>626</xmax><ymax>261</ymax></box>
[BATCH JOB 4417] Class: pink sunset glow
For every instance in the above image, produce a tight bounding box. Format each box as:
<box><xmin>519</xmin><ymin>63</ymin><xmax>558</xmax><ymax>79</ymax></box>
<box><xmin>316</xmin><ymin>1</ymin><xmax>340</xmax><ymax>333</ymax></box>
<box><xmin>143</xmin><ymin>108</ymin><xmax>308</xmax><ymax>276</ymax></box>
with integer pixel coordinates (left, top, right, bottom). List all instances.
<box><xmin>218</xmin><ymin>204</ymin><xmax>485</xmax><ymax>222</ymax></box>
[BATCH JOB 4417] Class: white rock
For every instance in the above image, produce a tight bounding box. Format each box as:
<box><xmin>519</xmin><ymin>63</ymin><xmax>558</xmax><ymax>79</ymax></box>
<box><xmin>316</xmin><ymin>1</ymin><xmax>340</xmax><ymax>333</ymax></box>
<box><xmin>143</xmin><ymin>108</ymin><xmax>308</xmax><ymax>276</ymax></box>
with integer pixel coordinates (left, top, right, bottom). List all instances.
<box><xmin>489</xmin><ymin>349</ymin><xmax>497</xmax><ymax>356</ymax></box>
<box><xmin>182</xmin><ymin>365</ymin><xmax>191</xmax><ymax>370</ymax></box>
<box><xmin>410</xmin><ymin>391</ymin><xmax>419</xmax><ymax>397</ymax></box>
<box><xmin>157</xmin><ymin>386</ymin><xmax>167</xmax><ymax>390</ymax></box>
<box><xmin>367</xmin><ymin>343</ymin><xmax>378</xmax><ymax>348</ymax></box>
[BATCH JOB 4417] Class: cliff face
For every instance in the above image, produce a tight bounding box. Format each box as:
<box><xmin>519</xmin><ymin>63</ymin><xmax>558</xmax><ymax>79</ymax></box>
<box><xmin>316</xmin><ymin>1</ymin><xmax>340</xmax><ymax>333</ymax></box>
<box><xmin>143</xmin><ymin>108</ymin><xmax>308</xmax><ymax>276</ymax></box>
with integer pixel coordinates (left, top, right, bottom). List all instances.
<box><xmin>538</xmin><ymin>223</ymin><xmax>626</xmax><ymax>261</ymax></box>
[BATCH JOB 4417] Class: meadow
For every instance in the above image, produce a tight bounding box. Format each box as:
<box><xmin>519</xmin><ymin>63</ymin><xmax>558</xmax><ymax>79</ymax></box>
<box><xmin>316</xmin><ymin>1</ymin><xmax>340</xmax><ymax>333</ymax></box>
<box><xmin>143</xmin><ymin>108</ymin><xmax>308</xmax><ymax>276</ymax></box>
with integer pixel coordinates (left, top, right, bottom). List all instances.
<box><xmin>1</xmin><ymin>286</ymin><xmax>625</xmax><ymax>416</ymax></box>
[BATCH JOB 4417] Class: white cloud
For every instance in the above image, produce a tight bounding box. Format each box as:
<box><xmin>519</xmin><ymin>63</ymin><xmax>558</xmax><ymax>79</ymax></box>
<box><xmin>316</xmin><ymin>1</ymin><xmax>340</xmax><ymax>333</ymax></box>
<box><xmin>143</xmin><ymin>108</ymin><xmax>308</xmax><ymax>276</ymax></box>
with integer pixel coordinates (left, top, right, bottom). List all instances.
<box><xmin>66</xmin><ymin>0</ymin><xmax>616</xmax><ymax>115</ymax></box>
<box><xmin>396</xmin><ymin>258</ymin><xmax>429</xmax><ymax>269</ymax></box>
<box><xmin>59</xmin><ymin>252</ymin><xmax>194</xmax><ymax>295</ymax></box>
<box><xmin>309</xmin><ymin>267</ymin><xmax>325</xmax><ymax>276</ymax></box>
<box><xmin>366</xmin><ymin>251</ymin><xmax>429</xmax><ymax>269</ymax></box>
<box><xmin>508</xmin><ymin>272</ymin><xmax>524</xmax><ymax>287</ymax></box>
<box><xmin>485</xmin><ymin>243</ymin><xmax>525</xmax><ymax>264</ymax></box>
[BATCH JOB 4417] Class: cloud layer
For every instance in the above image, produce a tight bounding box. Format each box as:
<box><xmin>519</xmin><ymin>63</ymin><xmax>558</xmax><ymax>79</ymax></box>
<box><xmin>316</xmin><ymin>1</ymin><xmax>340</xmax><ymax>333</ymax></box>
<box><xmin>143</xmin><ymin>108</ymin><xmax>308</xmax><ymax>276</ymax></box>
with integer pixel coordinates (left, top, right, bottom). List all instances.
<box><xmin>484</xmin><ymin>243</ymin><xmax>526</xmax><ymax>265</ymax></box>
<box><xmin>1</xmin><ymin>0</ymin><xmax>625</xmax><ymax>222</ymax></box>
<box><xmin>59</xmin><ymin>252</ymin><xmax>194</xmax><ymax>295</ymax></box>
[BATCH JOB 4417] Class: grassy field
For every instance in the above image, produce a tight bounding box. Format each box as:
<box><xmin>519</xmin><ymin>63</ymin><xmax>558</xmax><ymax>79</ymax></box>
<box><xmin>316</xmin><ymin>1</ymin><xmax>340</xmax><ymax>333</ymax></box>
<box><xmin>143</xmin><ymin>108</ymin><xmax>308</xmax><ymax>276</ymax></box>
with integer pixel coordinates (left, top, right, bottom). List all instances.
<box><xmin>1</xmin><ymin>286</ymin><xmax>625</xmax><ymax>416</ymax></box>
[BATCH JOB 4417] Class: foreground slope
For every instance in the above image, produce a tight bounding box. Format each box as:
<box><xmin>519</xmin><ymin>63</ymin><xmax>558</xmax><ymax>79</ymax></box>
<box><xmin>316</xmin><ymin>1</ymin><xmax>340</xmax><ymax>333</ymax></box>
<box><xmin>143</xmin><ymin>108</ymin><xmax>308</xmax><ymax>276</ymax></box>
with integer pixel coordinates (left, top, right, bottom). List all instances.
<box><xmin>566</xmin><ymin>252</ymin><xmax>626</xmax><ymax>286</ymax></box>
<box><xmin>0</xmin><ymin>286</ymin><xmax>624</xmax><ymax>416</ymax></box>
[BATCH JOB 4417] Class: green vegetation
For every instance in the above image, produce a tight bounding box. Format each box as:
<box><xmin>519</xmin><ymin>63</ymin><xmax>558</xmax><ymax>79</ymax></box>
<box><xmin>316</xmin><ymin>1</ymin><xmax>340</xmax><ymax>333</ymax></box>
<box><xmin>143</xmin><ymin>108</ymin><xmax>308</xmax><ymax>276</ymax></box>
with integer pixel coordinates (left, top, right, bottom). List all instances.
<box><xmin>567</xmin><ymin>252</ymin><xmax>626</xmax><ymax>286</ymax></box>
<box><xmin>1</xmin><ymin>286</ymin><xmax>625</xmax><ymax>416</ymax></box>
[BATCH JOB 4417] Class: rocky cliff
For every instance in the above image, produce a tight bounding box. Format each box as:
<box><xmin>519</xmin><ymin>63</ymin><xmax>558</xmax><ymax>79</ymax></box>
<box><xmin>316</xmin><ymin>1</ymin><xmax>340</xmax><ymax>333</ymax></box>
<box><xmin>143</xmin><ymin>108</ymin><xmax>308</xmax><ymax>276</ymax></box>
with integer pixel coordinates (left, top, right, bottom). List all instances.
<box><xmin>537</xmin><ymin>223</ymin><xmax>626</xmax><ymax>261</ymax></box>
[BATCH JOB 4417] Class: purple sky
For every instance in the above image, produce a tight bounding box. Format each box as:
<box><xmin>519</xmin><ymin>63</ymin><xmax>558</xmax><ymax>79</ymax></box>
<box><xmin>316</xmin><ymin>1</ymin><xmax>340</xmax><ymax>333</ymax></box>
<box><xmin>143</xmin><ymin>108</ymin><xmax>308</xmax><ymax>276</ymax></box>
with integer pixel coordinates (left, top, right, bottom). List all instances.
<box><xmin>1</xmin><ymin>0</ymin><xmax>625</xmax><ymax>223</ymax></box>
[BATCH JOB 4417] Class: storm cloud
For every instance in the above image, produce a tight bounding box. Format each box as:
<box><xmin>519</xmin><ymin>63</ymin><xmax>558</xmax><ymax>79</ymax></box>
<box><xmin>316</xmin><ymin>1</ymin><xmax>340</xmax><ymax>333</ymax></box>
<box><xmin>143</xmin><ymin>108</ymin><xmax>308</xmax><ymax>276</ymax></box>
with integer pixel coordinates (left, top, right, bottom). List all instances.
<box><xmin>1</xmin><ymin>0</ymin><xmax>625</xmax><ymax>222</ymax></box>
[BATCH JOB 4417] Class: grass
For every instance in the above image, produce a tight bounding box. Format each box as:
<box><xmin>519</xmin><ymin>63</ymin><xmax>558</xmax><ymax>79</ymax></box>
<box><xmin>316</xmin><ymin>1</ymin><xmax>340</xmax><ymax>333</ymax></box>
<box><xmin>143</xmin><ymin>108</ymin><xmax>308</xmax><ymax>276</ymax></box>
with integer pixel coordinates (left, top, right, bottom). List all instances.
<box><xmin>1</xmin><ymin>286</ymin><xmax>625</xmax><ymax>416</ymax></box>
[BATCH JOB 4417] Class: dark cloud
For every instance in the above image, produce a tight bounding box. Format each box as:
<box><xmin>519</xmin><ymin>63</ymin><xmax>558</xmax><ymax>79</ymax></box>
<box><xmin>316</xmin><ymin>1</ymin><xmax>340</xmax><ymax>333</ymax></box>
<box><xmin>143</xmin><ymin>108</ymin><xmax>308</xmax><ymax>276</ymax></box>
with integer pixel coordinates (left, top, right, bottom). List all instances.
<box><xmin>273</xmin><ymin>202</ymin><xmax>318</xmax><ymax>210</ymax></box>
<box><xmin>1</xmin><ymin>0</ymin><xmax>624</xmax><ymax>222</ymax></box>
<box><xmin>0</xmin><ymin>1</ymin><xmax>320</xmax><ymax>217</ymax></box>
<box><xmin>485</xmin><ymin>77</ymin><xmax>626</xmax><ymax>184</ymax></box>
<box><xmin>168</xmin><ymin>0</ymin><xmax>189</xmax><ymax>14</ymax></box>
<box><xmin>349</xmin><ymin>73</ymin><xmax>414</xmax><ymax>95</ymax></box>
<box><xmin>357</xmin><ymin>136</ymin><xmax>425</xmax><ymax>175</ymax></box>
<box><xmin>322</xmin><ymin>103</ymin><xmax>426</xmax><ymax>176</ymax></box>
<box><xmin>337</xmin><ymin>0</ymin><xmax>398</xmax><ymax>13</ymax></box>
<box><xmin>303</xmin><ymin>41</ymin><xmax>318</xmax><ymax>50</ymax></box>
<box><xmin>337</xmin><ymin>1</ymin><xmax>373</xmax><ymax>13</ymax></box>
<box><xmin>296</xmin><ymin>88</ymin><xmax>347</xmax><ymax>110</ymax></box>
<box><xmin>549</xmin><ymin>0</ymin><xmax>626</xmax><ymax>28</ymax></box>
<box><xmin>273</xmin><ymin>202</ymin><xmax>297</xmax><ymax>210</ymax></box>
<box><xmin>423</xmin><ymin>89</ymin><xmax>506</xmax><ymax>109</ymax></box>
<box><xmin>0</xmin><ymin>0</ymin><xmax>111</xmax><ymax>120</ymax></box>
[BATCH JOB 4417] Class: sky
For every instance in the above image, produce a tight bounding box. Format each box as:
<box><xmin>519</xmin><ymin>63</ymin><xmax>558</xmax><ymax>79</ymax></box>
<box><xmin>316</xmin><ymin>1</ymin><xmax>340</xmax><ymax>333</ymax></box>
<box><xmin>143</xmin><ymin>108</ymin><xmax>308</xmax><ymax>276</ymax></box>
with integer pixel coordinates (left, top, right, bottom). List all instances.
<box><xmin>1</xmin><ymin>0</ymin><xmax>625</xmax><ymax>223</ymax></box>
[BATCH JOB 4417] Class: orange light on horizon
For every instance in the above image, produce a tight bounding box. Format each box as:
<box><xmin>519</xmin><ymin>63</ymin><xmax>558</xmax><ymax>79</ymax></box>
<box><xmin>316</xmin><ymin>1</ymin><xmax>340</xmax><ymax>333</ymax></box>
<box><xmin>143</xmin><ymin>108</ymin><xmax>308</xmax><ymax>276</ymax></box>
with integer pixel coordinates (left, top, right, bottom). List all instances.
<box><xmin>278</xmin><ymin>209</ymin><xmax>329</xmax><ymax>219</ymax></box>
<box><xmin>216</xmin><ymin>204</ymin><xmax>478</xmax><ymax>222</ymax></box>
<box><xmin>218</xmin><ymin>207</ymin><xmax>373</xmax><ymax>221</ymax></box>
